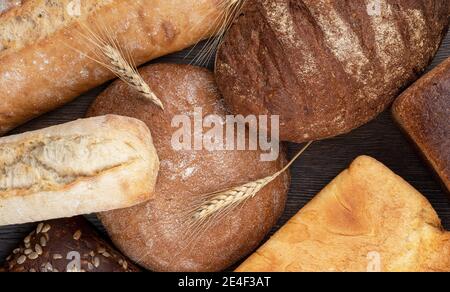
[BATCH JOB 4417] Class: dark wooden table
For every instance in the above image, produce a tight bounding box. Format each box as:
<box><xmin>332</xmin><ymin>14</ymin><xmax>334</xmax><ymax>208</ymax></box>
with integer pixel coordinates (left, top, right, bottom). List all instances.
<box><xmin>1</xmin><ymin>32</ymin><xmax>449</xmax><ymax>268</ymax></box>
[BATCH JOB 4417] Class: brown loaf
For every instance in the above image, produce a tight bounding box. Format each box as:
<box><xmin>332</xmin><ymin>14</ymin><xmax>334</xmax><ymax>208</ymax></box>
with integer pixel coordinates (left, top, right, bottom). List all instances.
<box><xmin>237</xmin><ymin>156</ymin><xmax>450</xmax><ymax>272</ymax></box>
<box><xmin>3</xmin><ymin>217</ymin><xmax>141</xmax><ymax>272</ymax></box>
<box><xmin>87</xmin><ymin>64</ymin><xmax>290</xmax><ymax>272</ymax></box>
<box><xmin>215</xmin><ymin>0</ymin><xmax>450</xmax><ymax>143</ymax></box>
<box><xmin>393</xmin><ymin>57</ymin><xmax>450</xmax><ymax>192</ymax></box>
<box><xmin>0</xmin><ymin>0</ymin><xmax>224</xmax><ymax>134</ymax></box>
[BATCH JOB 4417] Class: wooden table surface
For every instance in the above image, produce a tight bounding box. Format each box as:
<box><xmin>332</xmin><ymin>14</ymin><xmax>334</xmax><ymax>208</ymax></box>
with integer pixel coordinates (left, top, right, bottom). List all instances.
<box><xmin>0</xmin><ymin>32</ymin><xmax>449</xmax><ymax>268</ymax></box>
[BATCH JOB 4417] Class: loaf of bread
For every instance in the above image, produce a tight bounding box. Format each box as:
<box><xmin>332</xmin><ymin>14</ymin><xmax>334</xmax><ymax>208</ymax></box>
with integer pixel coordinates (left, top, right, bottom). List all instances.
<box><xmin>216</xmin><ymin>0</ymin><xmax>450</xmax><ymax>143</ymax></box>
<box><xmin>3</xmin><ymin>217</ymin><xmax>140</xmax><ymax>272</ymax></box>
<box><xmin>392</xmin><ymin>57</ymin><xmax>450</xmax><ymax>191</ymax></box>
<box><xmin>0</xmin><ymin>115</ymin><xmax>159</xmax><ymax>226</ymax></box>
<box><xmin>0</xmin><ymin>0</ymin><xmax>226</xmax><ymax>134</ymax></box>
<box><xmin>87</xmin><ymin>64</ymin><xmax>290</xmax><ymax>272</ymax></box>
<box><xmin>237</xmin><ymin>156</ymin><xmax>450</xmax><ymax>272</ymax></box>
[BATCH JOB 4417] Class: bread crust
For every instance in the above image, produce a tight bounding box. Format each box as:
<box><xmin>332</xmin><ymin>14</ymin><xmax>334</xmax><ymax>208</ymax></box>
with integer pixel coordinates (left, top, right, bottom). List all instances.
<box><xmin>87</xmin><ymin>64</ymin><xmax>290</xmax><ymax>272</ymax></box>
<box><xmin>0</xmin><ymin>0</ymin><xmax>223</xmax><ymax>134</ymax></box>
<box><xmin>215</xmin><ymin>0</ymin><xmax>450</xmax><ymax>142</ymax></box>
<box><xmin>0</xmin><ymin>115</ymin><xmax>159</xmax><ymax>226</ymax></box>
<box><xmin>392</xmin><ymin>57</ymin><xmax>450</xmax><ymax>192</ymax></box>
<box><xmin>237</xmin><ymin>156</ymin><xmax>450</xmax><ymax>272</ymax></box>
<box><xmin>0</xmin><ymin>0</ymin><xmax>21</xmax><ymax>15</ymax></box>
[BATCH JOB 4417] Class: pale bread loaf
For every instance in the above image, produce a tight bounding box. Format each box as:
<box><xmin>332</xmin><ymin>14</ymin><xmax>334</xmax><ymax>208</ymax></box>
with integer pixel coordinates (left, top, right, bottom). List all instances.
<box><xmin>0</xmin><ymin>115</ymin><xmax>159</xmax><ymax>226</ymax></box>
<box><xmin>237</xmin><ymin>156</ymin><xmax>450</xmax><ymax>272</ymax></box>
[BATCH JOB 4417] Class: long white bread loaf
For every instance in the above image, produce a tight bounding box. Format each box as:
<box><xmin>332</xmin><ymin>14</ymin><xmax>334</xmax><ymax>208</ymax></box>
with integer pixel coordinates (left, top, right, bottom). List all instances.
<box><xmin>0</xmin><ymin>0</ymin><xmax>225</xmax><ymax>134</ymax></box>
<box><xmin>0</xmin><ymin>115</ymin><xmax>159</xmax><ymax>226</ymax></box>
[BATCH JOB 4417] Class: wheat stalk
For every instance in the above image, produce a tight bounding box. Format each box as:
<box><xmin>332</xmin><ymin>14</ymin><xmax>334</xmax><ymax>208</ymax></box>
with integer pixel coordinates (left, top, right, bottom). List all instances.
<box><xmin>189</xmin><ymin>141</ymin><xmax>313</xmax><ymax>224</ymax></box>
<box><xmin>189</xmin><ymin>0</ymin><xmax>245</xmax><ymax>66</ymax></box>
<box><xmin>101</xmin><ymin>45</ymin><xmax>164</xmax><ymax>109</ymax></box>
<box><xmin>70</xmin><ymin>22</ymin><xmax>164</xmax><ymax>109</ymax></box>
<box><xmin>192</xmin><ymin>175</ymin><xmax>277</xmax><ymax>221</ymax></box>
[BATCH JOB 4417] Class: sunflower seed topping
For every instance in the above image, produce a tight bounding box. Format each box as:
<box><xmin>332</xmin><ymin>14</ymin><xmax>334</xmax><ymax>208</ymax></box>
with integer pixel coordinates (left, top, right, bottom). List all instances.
<box><xmin>17</xmin><ymin>255</ymin><xmax>26</xmax><ymax>265</ymax></box>
<box><xmin>73</xmin><ymin>230</ymin><xmax>82</xmax><ymax>241</ymax></box>
<box><xmin>35</xmin><ymin>244</ymin><xmax>43</xmax><ymax>255</ymax></box>
<box><xmin>40</xmin><ymin>236</ymin><xmax>47</xmax><ymax>247</ymax></box>
<box><xmin>36</xmin><ymin>223</ymin><xmax>44</xmax><ymax>234</ymax></box>
<box><xmin>24</xmin><ymin>235</ymin><xmax>31</xmax><ymax>244</ymax></box>
<box><xmin>93</xmin><ymin>257</ymin><xmax>100</xmax><ymax>268</ymax></box>
<box><xmin>28</xmin><ymin>252</ymin><xmax>39</xmax><ymax>260</ymax></box>
<box><xmin>42</xmin><ymin>224</ymin><xmax>51</xmax><ymax>233</ymax></box>
<box><xmin>53</xmin><ymin>254</ymin><xmax>63</xmax><ymax>260</ymax></box>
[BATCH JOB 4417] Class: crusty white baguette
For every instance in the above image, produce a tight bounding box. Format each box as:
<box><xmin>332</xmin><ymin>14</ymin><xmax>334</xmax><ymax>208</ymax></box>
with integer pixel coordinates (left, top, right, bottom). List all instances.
<box><xmin>0</xmin><ymin>115</ymin><xmax>159</xmax><ymax>226</ymax></box>
<box><xmin>0</xmin><ymin>0</ymin><xmax>224</xmax><ymax>134</ymax></box>
<box><xmin>236</xmin><ymin>156</ymin><xmax>450</xmax><ymax>272</ymax></box>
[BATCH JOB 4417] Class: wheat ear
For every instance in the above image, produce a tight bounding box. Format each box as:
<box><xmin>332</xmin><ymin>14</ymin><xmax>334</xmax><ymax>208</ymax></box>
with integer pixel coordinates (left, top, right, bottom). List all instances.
<box><xmin>70</xmin><ymin>22</ymin><xmax>164</xmax><ymax>109</ymax></box>
<box><xmin>100</xmin><ymin>45</ymin><xmax>164</xmax><ymax>109</ymax></box>
<box><xmin>190</xmin><ymin>141</ymin><xmax>313</xmax><ymax>223</ymax></box>
<box><xmin>189</xmin><ymin>0</ymin><xmax>245</xmax><ymax>66</ymax></box>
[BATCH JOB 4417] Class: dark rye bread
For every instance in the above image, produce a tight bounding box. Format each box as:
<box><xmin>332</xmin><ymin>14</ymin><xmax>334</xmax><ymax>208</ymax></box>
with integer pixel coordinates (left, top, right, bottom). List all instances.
<box><xmin>3</xmin><ymin>217</ymin><xmax>140</xmax><ymax>272</ymax></box>
<box><xmin>87</xmin><ymin>64</ymin><xmax>290</xmax><ymax>272</ymax></box>
<box><xmin>393</xmin><ymin>57</ymin><xmax>450</xmax><ymax>192</ymax></box>
<box><xmin>216</xmin><ymin>0</ymin><xmax>450</xmax><ymax>143</ymax></box>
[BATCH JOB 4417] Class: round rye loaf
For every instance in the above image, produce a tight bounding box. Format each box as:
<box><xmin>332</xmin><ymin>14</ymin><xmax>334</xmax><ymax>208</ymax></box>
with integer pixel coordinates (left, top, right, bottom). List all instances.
<box><xmin>86</xmin><ymin>64</ymin><xmax>290</xmax><ymax>272</ymax></box>
<box><xmin>215</xmin><ymin>0</ymin><xmax>450</xmax><ymax>142</ymax></box>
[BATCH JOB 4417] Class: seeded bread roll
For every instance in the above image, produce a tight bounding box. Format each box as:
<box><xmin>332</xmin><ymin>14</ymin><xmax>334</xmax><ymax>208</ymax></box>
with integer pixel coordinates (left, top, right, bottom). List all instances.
<box><xmin>87</xmin><ymin>64</ymin><xmax>290</xmax><ymax>272</ymax></box>
<box><xmin>237</xmin><ymin>156</ymin><xmax>450</xmax><ymax>272</ymax></box>
<box><xmin>392</xmin><ymin>57</ymin><xmax>450</xmax><ymax>192</ymax></box>
<box><xmin>216</xmin><ymin>0</ymin><xmax>450</xmax><ymax>142</ymax></box>
<box><xmin>0</xmin><ymin>115</ymin><xmax>159</xmax><ymax>226</ymax></box>
<box><xmin>0</xmin><ymin>0</ymin><xmax>226</xmax><ymax>134</ymax></box>
<box><xmin>3</xmin><ymin>217</ymin><xmax>140</xmax><ymax>272</ymax></box>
